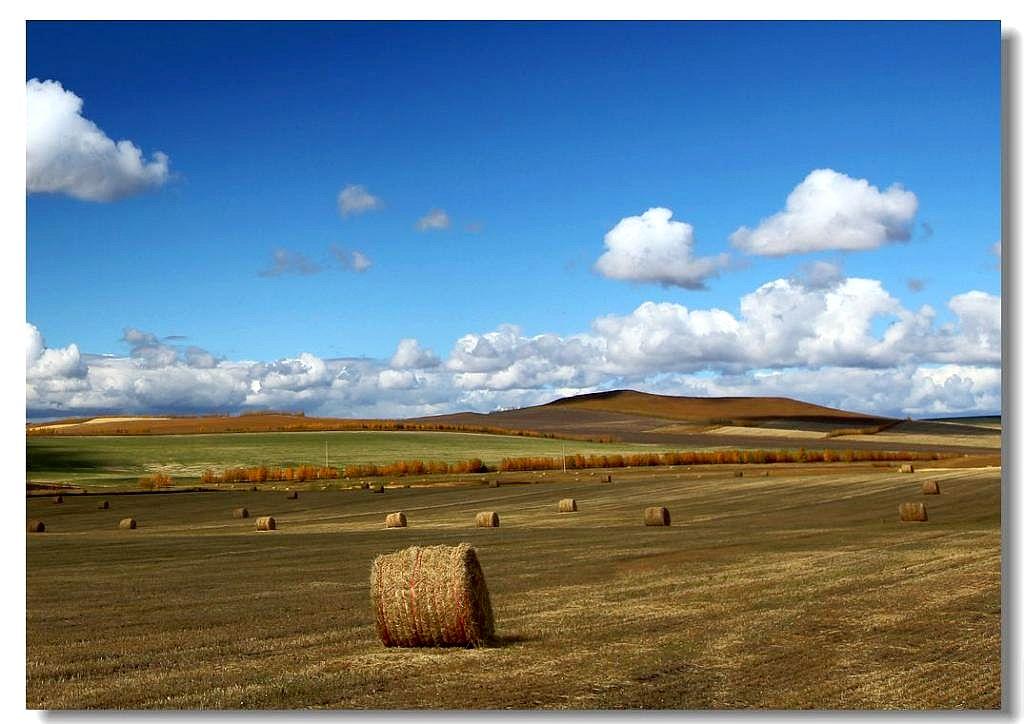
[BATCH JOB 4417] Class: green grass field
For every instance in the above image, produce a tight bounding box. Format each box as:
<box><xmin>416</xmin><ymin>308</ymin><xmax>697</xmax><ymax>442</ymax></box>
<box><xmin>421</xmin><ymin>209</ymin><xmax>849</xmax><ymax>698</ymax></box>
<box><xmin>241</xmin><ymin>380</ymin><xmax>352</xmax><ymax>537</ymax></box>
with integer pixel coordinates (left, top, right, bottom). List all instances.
<box><xmin>27</xmin><ymin>431</ymin><xmax>679</xmax><ymax>489</ymax></box>
<box><xmin>26</xmin><ymin>464</ymin><xmax>1000</xmax><ymax>709</ymax></box>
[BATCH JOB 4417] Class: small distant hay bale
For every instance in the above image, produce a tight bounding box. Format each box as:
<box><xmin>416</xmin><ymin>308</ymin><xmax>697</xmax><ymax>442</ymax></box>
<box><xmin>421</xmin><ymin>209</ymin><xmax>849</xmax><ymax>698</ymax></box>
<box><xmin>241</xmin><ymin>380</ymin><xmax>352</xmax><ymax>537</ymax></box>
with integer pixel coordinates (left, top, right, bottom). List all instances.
<box><xmin>899</xmin><ymin>464</ymin><xmax>915</xmax><ymax>473</ymax></box>
<box><xmin>761</xmin><ymin>471</ymin><xmax>770</xmax><ymax>477</ymax></box>
<box><xmin>489</xmin><ymin>479</ymin><xmax>500</xmax><ymax>488</ymax></box>
<box><xmin>374</xmin><ymin>484</ymin><xmax>386</xmax><ymax>494</ymax></box>
<box><xmin>27</xmin><ymin>519</ymin><xmax>45</xmax><ymax>533</ymax></box>
<box><xmin>558</xmin><ymin>498</ymin><xmax>577</xmax><ymax>513</ymax></box>
<box><xmin>286</xmin><ymin>491</ymin><xmax>299</xmax><ymax>499</ymax></box>
<box><xmin>251</xmin><ymin>486</ymin><xmax>259</xmax><ymax>492</ymax></box>
<box><xmin>361</xmin><ymin>481</ymin><xmax>371</xmax><ymax>490</ymax></box>
<box><xmin>733</xmin><ymin>471</ymin><xmax>744</xmax><ymax>478</ymax></box>
<box><xmin>921</xmin><ymin>480</ymin><xmax>940</xmax><ymax>495</ymax></box>
<box><xmin>899</xmin><ymin>502</ymin><xmax>928</xmax><ymax>522</ymax></box>
<box><xmin>233</xmin><ymin>507</ymin><xmax>250</xmax><ymax>519</ymax></box>
<box><xmin>385</xmin><ymin>512</ymin><xmax>407</xmax><ymax>528</ymax></box>
<box><xmin>97</xmin><ymin>500</ymin><xmax>110</xmax><ymax>509</ymax></box>
<box><xmin>605</xmin><ymin>474</ymin><xmax>612</xmax><ymax>483</ymax></box>
<box><xmin>370</xmin><ymin>543</ymin><xmax>494</xmax><ymax>647</ymax></box>
<box><xmin>256</xmin><ymin>515</ymin><xmax>276</xmax><ymax>531</ymax></box>
<box><xmin>53</xmin><ymin>495</ymin><xmax>63</xmax><ymax>504</ymax></box>
<box><xmin>475</xmin><ymin>511</ymin><xmax>500</xmax><ymax>528</ymax></box>
<box><xmin>644</xmin><ymin>506</ymin><xmax>671</xmax><ymax>526</ymax></box>
<box><xmin>119</xmin><ymin>517</ymin><xmax>137</xmax><ymax>530</ymax></box>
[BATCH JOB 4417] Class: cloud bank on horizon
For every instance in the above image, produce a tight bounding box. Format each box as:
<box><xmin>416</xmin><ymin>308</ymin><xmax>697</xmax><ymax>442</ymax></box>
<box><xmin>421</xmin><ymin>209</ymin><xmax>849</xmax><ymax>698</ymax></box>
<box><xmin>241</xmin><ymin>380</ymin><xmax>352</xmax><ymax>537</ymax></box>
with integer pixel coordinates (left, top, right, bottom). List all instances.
<box><xmin>27</xmin><ymin>272</ymin><xmax>1000</xmax><ymax>420</ymax></box>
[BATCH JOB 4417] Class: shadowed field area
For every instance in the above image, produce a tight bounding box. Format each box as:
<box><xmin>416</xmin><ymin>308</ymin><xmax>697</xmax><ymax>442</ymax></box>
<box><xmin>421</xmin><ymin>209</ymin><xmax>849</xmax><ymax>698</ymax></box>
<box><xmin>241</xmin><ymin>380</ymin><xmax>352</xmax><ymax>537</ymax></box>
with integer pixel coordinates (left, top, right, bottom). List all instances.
<box><xmin>26</xmin><ymin>465</ymin><xmax>1000</xmax><ymax>709</ymax></box>
<box><xmin>26</xmin><ymin>431</ymin><xmax>678</xmax><ymax>488</ymax></box>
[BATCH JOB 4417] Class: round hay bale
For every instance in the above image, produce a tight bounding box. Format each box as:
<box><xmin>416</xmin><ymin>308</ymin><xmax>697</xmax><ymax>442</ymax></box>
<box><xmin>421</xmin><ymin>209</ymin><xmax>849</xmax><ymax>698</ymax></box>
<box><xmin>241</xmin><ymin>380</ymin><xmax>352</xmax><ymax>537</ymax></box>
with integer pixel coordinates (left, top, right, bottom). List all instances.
<box><xmin>27</xmin><ymin>519</ymin><xmax>45</xmax><ymax>533</ymax></box>
<box><xmin>558</xmin><ymin>498</ymin><xmax>577</xmax><ymax>513</ymax></box>
<box><xmin>251</xmin><ymin>486</ymin><xmax>259</xmax><ymax>492</ymax></box>
<box><xmin>119</xmin><ymin>517</ymin><xmax>137</xmax><ymax>530</ymax></box>
<box><xmin>761</xmin><ymin>471</ymin><xmax>770</xmax><ymax>477</ymax></box>
<box><xmin>97</xmin><ymin>500</ymin><xmax>109</xmax><ymax>509</ymax></box>
<box><xmin>475</xmin><ymin>511</ymin><xmax>500</xmax><ymax>528</ymax></box>
<box><xmin>256</xmin><ymin>515</ymin><xmax>276</xmax><ymax>531</ymax></box>
<box><xmin>921</xmin><ymin>480</ymin><xmax>941</xmax><ymax>495</ymax></box>
<box><xmin>489</xmin><ymin>479</ymin><xmax>500</xmax><ymax>488</ymax></box>
<box><xmin>644</xmin><ymin>506</ymin><xmax>671</xmax><ymax>526</ymax></box>
<box><xmin>286</xmin><ymin>491</ymin><xmax>299</xmax><ymax>500</ymax></box>
<box><xmin>899</xmin><ymin>502</ymin><xmax>928</xmax><ymax>522</ymax></box>
<box><xmin>53</xmin><ymin>495</ymin><xmax>63</xmax><ymax>504</ymax></box>
<box><xmin>233</xmin><ymin>507</ymin><xmax>250</xmax><ymax>519</ymax></box>
<box><xmin>605</xmin><ymin>474</ymin><xmax>612</xmax><ymax>483</ymax></box>
<box><xmin>385</xmin><ymin>512</ymin><xmax>407</xmax><ymax>528</ymax></box>
<box><xmin>370</xmin><ymin>543</ymin><xmax>494</xmax><ymax>647</ymax></box>
<box><xmin>899</xmin><ymin>464</ymin><xmax>915</xmax><ymax>473</ymax></box>
<box><xmin>361</xmin><ymin>482</ymin><xmax>371</xmax><ymax>490</ymax></box>
<box><xmin>733</xmin><ymin>471</ymin><xmax>744</xmax><ymax>478</ymax></box>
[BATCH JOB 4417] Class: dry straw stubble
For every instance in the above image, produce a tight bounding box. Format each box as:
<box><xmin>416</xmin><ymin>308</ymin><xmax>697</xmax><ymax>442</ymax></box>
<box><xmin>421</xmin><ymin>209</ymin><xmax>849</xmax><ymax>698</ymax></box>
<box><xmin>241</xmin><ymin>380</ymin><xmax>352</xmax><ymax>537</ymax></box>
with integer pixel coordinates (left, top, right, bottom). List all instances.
<box><xmin>370</xmin><ymin>543</ymin><xmax>494</xmax><ymax>647</ymax></box>
<box><xmin>644</xmin><ymin>506</ymin><xmax>671</xmax><ymax>526</ymax></box>
<box><xmin>475</xmin><ymin>511</ymin><xmax>500</xmax><ymax>528</ymax></box>
<box><xmin>899</xmin><ymin>502</ymin><xmax>928</xmax><ymax>522</ymax></box>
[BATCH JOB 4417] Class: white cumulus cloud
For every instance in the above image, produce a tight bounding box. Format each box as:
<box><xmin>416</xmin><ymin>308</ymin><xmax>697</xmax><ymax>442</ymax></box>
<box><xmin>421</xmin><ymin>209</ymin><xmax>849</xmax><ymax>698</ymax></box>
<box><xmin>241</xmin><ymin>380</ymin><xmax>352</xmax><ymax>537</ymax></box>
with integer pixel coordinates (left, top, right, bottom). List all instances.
<box><xmin>594</xmin><ymin>207</ymin><xmax>729</xmax><ymax>289</ymax></box>
<box><xmin>417</xmin><ymin>209</ymin><xmax>451</xmax><ymax>231</ymax></box>
<box><xmin>730</xmin><ymin>169</ymin><xmax>918</xmax><ymax>256</ymax></box>
<box><xmin>338</xmin><ymin>184</ymin><xmax>383</xmax><ymax>216</ymax></box>
<box><xmin>27</xmin><ymin>79</ymin><xmax>170</xmax><ymax>202</ymax></box>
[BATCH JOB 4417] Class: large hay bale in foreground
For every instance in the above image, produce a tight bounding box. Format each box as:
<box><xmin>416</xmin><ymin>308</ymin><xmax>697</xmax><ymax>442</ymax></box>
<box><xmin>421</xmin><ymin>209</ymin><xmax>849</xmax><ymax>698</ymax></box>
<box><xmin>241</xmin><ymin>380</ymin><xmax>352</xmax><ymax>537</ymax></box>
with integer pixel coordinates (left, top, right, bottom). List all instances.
<box><xmin>97</xmin><ymin>500</ymin><xmax>109</xmax><ymax>509</ymax></box>
<box><xmin>53</xmin><ymin>495</ymin><xmax>63</xmax><ymax>504</ymax></box>
<box><xmin>370</xmin><ymin>543</ymin><xmax>494</xmax><ymax>647</ymax></box>
<box><xmin>899</xmin><ymin>502</ymin><xmax>928</xmax><ymax>522</ymax></box>
<box><xmin>899</xmin><ymin>464</ymin><xmax>915</xmax><ymax>473</ymax></box>
<box><xmin>119</xmin><ymin>517</ymin><xmax>137</xmax><ymax>530</ymax></box>
<box><xmin>475</xmin><ymin>511</ymin><xmax>500</xmax><ymax>528</ymax></box>
<box><xmin>644</xmin><ymin>506</ymin><xmax>671</xmax><ymax>526</ymax></box>
<box><xmin>27</xmin><ymin>519</ymin><xmax>45</xmax><ymax>533</ymax></box>
<box><xmin>286</xmin><ymin>491</ymin><xmax>299</xmax><ymax>500</ymax></box>
<box><xmin>256</xmin><ymin>515</ymin><xmax>276</xmax><ymax>531</ymax></box>
<box><xmin>385</xmin><ymin>512</ymin><xmax>407</xmax><ymax>528</ymax></box>
<box><xmin>558</xmin><ymin>498</ymin><xmax>577</xmax><ymax>513</ymax></box>
<box><xmin>921</xmin><ymin>480</ymin><xmax>941</xmax><ymax>495</ymax></box>
<box><xmin>233</xmin><ymin>507</ymin><xmax>250</xmax><ymax>519</ymax></box>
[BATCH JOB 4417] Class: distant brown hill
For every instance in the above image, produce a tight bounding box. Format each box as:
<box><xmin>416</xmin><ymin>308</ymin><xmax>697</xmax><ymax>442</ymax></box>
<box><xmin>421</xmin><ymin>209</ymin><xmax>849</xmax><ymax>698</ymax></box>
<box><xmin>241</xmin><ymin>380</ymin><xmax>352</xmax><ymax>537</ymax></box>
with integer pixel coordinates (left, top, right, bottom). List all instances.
<box><xmin>542</xmin><ymin>389</ymin><xmax>884</xmax><ymax>422</ymax></box>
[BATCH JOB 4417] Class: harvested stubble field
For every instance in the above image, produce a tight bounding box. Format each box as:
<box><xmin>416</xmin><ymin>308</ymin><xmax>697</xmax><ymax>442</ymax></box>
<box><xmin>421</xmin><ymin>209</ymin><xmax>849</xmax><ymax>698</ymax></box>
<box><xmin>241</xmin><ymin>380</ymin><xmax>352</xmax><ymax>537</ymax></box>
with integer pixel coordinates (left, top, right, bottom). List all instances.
<box><xmin>26</xmin><ymin>463</ymin><xmax>1000</xmax><ymax>709</ymax></box>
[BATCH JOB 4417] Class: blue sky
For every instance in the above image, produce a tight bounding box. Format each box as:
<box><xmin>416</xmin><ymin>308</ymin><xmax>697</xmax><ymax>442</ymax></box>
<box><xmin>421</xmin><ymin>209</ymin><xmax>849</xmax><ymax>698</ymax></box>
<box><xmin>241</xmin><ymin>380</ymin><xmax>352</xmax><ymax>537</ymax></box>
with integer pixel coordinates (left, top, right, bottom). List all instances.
<box><xmin>25</xmin><ymin>21</ymin><xmax>1002</xmax><ymax>418</ymax></box>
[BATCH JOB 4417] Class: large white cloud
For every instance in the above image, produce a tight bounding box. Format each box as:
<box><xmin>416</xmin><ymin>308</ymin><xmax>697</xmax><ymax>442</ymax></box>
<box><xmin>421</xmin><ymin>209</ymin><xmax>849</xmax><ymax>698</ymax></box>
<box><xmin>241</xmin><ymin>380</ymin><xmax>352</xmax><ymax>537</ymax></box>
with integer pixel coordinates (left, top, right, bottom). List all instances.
<box><xmin>27</xmin><ymin>79</ymin><xmax>170</xmax><ymax>202</ymax></box>
<box><xmin>730</xmin><ymin>169</ymin><xmax>918</xmax><ymax>255</ymax></box>
<box><xmin>25</xmin><ymin>276</ymin><xmax>1001</xmax><ymax>419</ymax></box>
<box><xmin>595</xmin><ymin>207</ymin><xmax>729</xmax><ymax>289</ymax></box>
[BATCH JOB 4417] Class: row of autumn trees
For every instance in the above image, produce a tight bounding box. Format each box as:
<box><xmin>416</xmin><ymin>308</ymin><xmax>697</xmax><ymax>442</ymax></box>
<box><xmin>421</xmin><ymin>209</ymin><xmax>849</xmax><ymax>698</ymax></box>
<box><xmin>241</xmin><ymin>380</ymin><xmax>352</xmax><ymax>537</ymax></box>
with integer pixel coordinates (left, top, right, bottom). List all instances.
<box><xmin>199</xmin><ymin>458</ymin><xmax>487</xmax><ymax>483</ymax></box>
<box><xmin>195</xmin><ymin>447</ymin><xmax>954</xmax><ymax>484</ymax></box>
<box><xmin>498</xmin><ymin>448</ymin><xmax>950</xmax><ymax>472</ymax></box>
